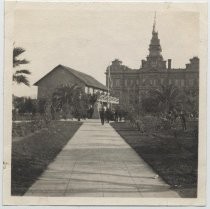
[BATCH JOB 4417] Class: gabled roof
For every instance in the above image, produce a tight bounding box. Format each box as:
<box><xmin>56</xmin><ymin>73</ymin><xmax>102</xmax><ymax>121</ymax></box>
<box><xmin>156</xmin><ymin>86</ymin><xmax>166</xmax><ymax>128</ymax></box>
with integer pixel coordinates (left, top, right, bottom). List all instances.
<box><xmin>34</xmin><ymin>64</ymin><xmax>107</xmax><ymax>91</ymax></box>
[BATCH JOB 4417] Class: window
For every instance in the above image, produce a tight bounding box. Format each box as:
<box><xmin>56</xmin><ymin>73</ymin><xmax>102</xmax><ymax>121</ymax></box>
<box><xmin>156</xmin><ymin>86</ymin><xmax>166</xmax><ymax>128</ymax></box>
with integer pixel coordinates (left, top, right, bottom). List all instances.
<box><xmin>181</xmin><ymin>79</ymin><xmax>185</xmax><ymax>87</ymax></box>
<box><xmin>89</xmin><ymin>87</ymin><xmax>93</xmax><ymax>94</ymax></box>
<box><xmin>145</xmin><ymin>79</ymin><xmax>150</xmax><ymax>86</ymax></box>
<box><xmin>154</xmin><ymin>79</ymin><xmax>157</xmax><ymax>86</ymax></box>
<box><xmin>127</xmin><ymin>79</ymin><xmax>130</xmax><ymax>86</ymax></box>
<box><xmin>175</xmin><ymin>79</ymin><xmax>179</xmax><ymax>86</ymax></box>
<box><xmin>136</xmin><ymin>79</ymin><xmax>139</xmax><ymax>85</ymax></box>
<box><xmin>114</xmin><ymin>91</ymin><xmax>120</xmax><ymax>97</ymax></box>
<box><xmin>85</xmin><ymin>86</ymin><xmax>88</xmax><ymax>94</ymax></box>
<box><xmin>129</xmin><ymin>95</ymin><xmax>134</xmax><ymax>104</ymax></box>
<box><xmin>124</xmin><ymin>79</ymin><xmax>127</xmax><ymax>86</ymax></box>
<box><xmin>189</xmin><ymin>79</ymin><xmax>194</xmax><ymax>86</ymax></box>
<box><xmin>116</xmin><ymin>79</ymin><xmax>120</xmax><ymax>87</ymax></box>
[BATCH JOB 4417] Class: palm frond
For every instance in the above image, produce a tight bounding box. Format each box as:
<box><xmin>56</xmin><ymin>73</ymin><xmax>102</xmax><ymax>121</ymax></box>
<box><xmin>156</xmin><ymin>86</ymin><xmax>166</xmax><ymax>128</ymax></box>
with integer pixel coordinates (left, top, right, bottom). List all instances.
<box><xmin>13</xmin><ymin>59</ymin><xmax>30</xmax><ymax>67</ymax></box>
<box><xmin>13</xmin><ymin>47</ymin><xmax>30</xmax><ymax>67</ymax></box>
<box><xmin>13</xmin><ymin>75</ymin><xmax>30</xmax><ymax>86</ymax></box>
<box><xmin>15</xmin><ymin>70</ymin><xmax>31</xmax><ymax>75</ymax></box>
<box><xmin>13</xmin><ymin>47</ymin><xmax>25</xmax><ymax>58</ymax></box>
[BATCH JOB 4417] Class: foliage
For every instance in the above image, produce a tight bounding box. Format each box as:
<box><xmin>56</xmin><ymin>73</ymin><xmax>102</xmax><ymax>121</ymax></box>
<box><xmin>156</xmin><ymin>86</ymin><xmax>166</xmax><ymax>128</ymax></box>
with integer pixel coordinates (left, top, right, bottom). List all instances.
<box><xmin>149</xmin><ymin>84</ymin><xmax>179</xmax><ymax>113</ymax></box>
<box><xmin>111</xmin><ymin>122</ymin><xmax>198</xmax><ymax>198</ymax></box>
<box><xmin>122</xmin><ymin>83</ymin><xmax>198</xmax><ymax>134</ymax></box>
<box><xmin>13</xmin><ymin>47</ymin><xmax>30</xmax><ymax>86</ymax></box>
<box><xmin>52</xmin><ymin>84</ymin><xmax>80</xmax><ymax>119</ymax></box>
<box><xmin>87</xmin><ymin>93</ymin><xmax>98</xmax><ymax>106</ymax></box>
<box><xmin>176</xmin><ymin>86</ymin><xmax>199</xmax><ymax>117</ymax></box>
<box><xmin>141</xmin><ymin>96</ymin><xmax>160</xmax><ymax>114</ymax></box>
<box><xmin>36</xmin><ymin>98</ymin><xmax>48</xmax><ymax>114</ymax></box>
<box><xmin>13</xmin><ymin>47</ymin><xmax>29</xmax><ymax>67</ymax></box>
<box><xmin>52</xmin><ymin>85</ymin><xmax>99</xmax><ymax>120</ymax></box>
<box><xmin>13</xmin><ymin>96</ymin><xmax>36</xmax><ymax>114</ymax></box>
<box><xmin>12</xmin><ymin>96</ymin><xmax>56</xmax><ymax>129</ymax></box>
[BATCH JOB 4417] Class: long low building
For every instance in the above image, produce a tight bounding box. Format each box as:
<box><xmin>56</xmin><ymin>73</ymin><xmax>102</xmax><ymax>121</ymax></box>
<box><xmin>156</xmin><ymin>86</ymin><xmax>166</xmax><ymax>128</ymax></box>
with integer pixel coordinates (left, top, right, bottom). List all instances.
<box><xmin>34</xmin><ymin>64</ymin><xmax>108</xmax><ymax>99</ymax></box>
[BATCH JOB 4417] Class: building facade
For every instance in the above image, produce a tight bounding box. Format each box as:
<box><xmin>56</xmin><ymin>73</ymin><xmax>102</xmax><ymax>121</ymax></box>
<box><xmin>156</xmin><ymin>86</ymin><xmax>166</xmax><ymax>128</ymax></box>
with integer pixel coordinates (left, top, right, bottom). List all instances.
<box><xmin>34</xmin><ymin>64</ymin><xmax>108</xmax><ymax>99</ymax></box>
<box><xmin>106</xmin><ymin>19</ymin><xmax>199</xmax><ymax>107</ymax></box>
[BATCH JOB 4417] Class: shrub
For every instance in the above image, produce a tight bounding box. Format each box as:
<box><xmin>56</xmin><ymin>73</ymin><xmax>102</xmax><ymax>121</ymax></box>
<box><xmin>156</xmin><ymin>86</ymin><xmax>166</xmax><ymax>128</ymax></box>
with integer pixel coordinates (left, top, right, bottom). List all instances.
<box><xmin>141</xmin><ymin>96</ymin><xmax>160</xmax><ymax>114</ymax></box>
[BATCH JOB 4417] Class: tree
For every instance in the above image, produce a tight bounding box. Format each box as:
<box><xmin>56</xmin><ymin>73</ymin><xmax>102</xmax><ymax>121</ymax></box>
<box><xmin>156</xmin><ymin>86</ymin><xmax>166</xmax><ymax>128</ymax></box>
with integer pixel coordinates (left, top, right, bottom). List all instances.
<box><xmin>141</xmin><ymin>96</ymin><xmax>160</xmax><ymax>114</ymax></box>
<box><xmin>52</xmin><ymin>84</ymin><xmax>81</xmax><ymax>119</ymax></box>
<box><xmin>149</xmin><ymin>84</ymin><xmax>179</xmax><ymax>113</ymax></box>
<box><xmin>176</xmin><ymin>86</ymin><xmax>199</xmax><ymax>117</ymax></box>
<box><xmin>52</xmin><ymin>84</ymin><xmax>78</xmax><ymax>107</ymax></box>
<box><xmin>13</xmin><ymin>47</ymin><xmax>31</xmax><ymax>86</ymax></box>
<box><xmin>12</xmin><ymin>96</ymin><xmax>36</xmax><ymax>114</ymax></box>
<box><xmin>87</xmin><ymin>93</ymin><xmax>98</xmax><ymax>106</ymax></box>
<box><xmin>52</xmin><ymin>85</ymin><xmax>99</xmax><ymax>120</ymax></box>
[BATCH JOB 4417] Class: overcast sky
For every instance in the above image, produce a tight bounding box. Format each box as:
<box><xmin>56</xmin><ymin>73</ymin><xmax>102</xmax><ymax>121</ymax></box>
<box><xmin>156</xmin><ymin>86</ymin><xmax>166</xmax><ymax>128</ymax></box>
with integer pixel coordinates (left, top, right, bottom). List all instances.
<box><xmin>12</xmin><ymin>3</ymin><xmax>199</xmax><ymax>98</ymax></box>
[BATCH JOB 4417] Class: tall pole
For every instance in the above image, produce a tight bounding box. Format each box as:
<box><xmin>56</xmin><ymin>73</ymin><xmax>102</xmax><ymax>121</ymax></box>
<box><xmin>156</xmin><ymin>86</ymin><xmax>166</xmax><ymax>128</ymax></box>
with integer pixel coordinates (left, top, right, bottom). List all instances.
<box><xmin>107</xmin><ymin>65</ymin><xmax>110</xmax><ymax>108</ymax></box>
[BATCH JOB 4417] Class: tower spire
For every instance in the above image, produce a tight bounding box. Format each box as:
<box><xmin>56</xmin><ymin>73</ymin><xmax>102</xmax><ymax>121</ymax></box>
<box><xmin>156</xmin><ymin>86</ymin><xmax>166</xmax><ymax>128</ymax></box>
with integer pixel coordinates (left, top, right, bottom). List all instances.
<box><xmin>153</xmin><ymin>11</ymin><xmax>156</xmax><ymax>33</ymax></box>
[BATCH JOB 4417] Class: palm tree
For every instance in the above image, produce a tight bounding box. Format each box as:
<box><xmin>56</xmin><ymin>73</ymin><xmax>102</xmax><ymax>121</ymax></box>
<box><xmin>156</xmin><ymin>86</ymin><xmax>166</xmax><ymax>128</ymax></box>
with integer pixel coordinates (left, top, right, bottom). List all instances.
<box><xmin>13</xmin><ymin>47</ymin><xmax>31</xmax><ymax>86</ymax></box>
<box><xmin>149</xmin><ymin>84</ymin><xmax>179</xmax><ymax>113</ymax></box>
<box><xmin>52</xmin><ymin>84</ymin><xmax>81</xmax><ymax>118</ymax></box>
<box><xmin>88</xmin><ymin>93</ymin><xmax>98</xmax><ymax>106</ymax></box>
<box><xmin>52</xmin><ymin>84</ymin><xmax>78</xmax><ymax>108</ymax></box>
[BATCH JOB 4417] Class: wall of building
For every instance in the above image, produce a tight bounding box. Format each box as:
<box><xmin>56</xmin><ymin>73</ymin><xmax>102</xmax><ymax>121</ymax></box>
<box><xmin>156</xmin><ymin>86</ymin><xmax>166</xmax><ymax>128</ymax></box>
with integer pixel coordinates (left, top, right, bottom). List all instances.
<box><xmin>106</xmin><ymin>58</ymin><xmax>199</xmax><ymax>106</ymax></box>
<box><xmin>36</xmin><ymin>66</ymin><xmax>85</xmax><ymax>99</ymax></box>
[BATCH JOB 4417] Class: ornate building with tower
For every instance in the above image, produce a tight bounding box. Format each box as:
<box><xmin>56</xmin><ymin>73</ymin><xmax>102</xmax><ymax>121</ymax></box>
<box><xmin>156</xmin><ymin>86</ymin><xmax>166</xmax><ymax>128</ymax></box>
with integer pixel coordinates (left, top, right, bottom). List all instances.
<box><xmin>106</xmin><ymin>16</ymin><xmax>199</xmax><ymax>107</ymax></box>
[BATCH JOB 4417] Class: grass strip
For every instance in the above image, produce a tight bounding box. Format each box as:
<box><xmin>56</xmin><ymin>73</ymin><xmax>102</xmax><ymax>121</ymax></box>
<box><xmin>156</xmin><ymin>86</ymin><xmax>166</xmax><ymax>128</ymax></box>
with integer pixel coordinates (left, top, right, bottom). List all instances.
<box><xmin>111</xmin><ymin>122</ymin><xmax>198</xmax><ymax>198</ymax></box>
<box><xmin>11</xmin><ymin>121</ymin><xmax>82</xmax><ymax>196</ymax></box>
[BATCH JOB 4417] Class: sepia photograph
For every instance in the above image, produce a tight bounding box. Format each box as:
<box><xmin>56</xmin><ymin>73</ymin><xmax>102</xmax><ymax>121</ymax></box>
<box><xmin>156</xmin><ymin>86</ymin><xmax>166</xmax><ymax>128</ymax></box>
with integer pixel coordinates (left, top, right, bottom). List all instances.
<box><xmin>3</xmin><ymin>1</ymin><xmax>207</xmax><ymax>206</ymax></box>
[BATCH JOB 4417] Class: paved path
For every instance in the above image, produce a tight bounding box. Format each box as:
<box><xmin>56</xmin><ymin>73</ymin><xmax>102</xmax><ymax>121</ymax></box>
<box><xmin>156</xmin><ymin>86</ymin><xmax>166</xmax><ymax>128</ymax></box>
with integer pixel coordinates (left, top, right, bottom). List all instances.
<box><xmin>25</xmin><ymin>120</ymin><xmax>179</xmax><ymax>197</ymax></box>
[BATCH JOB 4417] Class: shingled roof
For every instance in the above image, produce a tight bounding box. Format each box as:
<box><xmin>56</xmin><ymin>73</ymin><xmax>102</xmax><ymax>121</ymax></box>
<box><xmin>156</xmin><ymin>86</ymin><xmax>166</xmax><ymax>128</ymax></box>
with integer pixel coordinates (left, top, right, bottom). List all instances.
<box><xmin>34</xmin><ymin>64</ymin><xmax>107</xmax><ymax>91</ymax></box>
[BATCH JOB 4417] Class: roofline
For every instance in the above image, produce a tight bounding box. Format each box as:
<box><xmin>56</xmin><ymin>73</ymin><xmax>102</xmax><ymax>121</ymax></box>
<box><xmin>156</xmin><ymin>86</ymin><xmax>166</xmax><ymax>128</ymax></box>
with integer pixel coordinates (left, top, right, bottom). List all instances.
<box><xmin>33</xmin><ymin>64</ymin><xmax>62</xmax><ymax>86</ymax></box>
<box><xmin>59</xmin><ymin>65</ymin><xmax>107</xmax><ymax>90</ymax></box>
<box><xmin>34</xmin><ymin>64</ymin><xmax>108</xmax><ymax>91</ymax></box>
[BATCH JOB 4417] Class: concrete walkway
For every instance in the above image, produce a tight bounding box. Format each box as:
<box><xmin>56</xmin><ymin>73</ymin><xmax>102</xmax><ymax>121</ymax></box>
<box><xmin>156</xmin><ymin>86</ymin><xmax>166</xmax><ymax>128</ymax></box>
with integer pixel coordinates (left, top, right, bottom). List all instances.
<box><xmin>25</xmin><ymin>120</ymin><xmax>179</xmax><ymax>197</ymax></box>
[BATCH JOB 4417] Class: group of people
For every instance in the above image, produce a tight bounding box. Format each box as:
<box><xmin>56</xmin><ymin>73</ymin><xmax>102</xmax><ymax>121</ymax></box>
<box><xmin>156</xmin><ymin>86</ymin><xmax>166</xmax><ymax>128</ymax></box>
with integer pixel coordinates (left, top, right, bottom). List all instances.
<box><xmin>99</xmin><ymin>103</ymin><xmax>189</xmax><ymax>130</ymax></box>
<box><xmin>99</xmin><ymin>106</ymin><xmax>123</xmax><ymax>125</ymax></box>
<box><xmin>99</xmin><ymin>106</ymin><xmax>111</xmax><ymax>125</ymax></box>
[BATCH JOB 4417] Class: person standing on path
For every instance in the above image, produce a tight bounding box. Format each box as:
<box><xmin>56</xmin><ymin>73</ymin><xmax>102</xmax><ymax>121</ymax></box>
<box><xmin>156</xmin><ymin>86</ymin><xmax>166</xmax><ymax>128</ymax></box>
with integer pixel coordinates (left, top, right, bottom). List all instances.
<box><xmin>105</xmin><ymin>107</ymin><xmax>111</xmax><ymax>123</ymax></box>
<box><xmin>99</xmin><ymin>106</ymin><xmax>105</xmax><ymax>125</ymax></box>
<box><xmin>180</xmin><ymin>110</ymin><xmax>187</xmax><ymax>130</ymax></box>
<box><xmin>114</xmin><ymin>108</ymin><xmax>119</xmax><ymax>122</ymax></box>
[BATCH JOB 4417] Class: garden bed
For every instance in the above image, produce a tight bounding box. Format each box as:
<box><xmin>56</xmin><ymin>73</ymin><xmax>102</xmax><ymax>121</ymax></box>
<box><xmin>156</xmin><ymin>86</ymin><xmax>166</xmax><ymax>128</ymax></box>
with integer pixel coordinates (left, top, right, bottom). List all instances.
<box><xmin>11</xmin><ymin>121</ymin><xmax>82</xmax><ymax>196</ymax></box>
<box><xmin>111</xmin><ymin>122</ymin><xmax>198</xmax><ymax>198</ymax></box>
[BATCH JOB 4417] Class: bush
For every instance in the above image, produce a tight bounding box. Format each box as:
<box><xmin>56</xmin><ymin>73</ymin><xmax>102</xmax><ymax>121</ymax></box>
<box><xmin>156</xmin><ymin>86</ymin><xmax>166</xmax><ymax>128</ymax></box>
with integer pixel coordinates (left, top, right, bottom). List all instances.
<box><xmin>13</xmin><ymin>96</ymin><xmax>36</xmax><ymax>114</ymax></box>
<box><xmin>141</xmin><ymin>115</ymin><xmax>162</xmax><ymax>133</ymax></box>
<box><xmin>141</xmin><ymin>96</ymin><xmax>160</xmax><ymax>114</ymax></box>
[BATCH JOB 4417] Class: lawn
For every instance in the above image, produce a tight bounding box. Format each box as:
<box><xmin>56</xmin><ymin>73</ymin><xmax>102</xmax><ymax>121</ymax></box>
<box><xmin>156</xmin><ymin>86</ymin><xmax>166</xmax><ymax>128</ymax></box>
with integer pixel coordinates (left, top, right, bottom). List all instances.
<box><xmin>111</xmin><ymin>122</ymin><xmax>198</xmax><ymax>198</ymax></box>
<box><xmin>11</xmin><ymin>121</ymin><xmax>82</xmax><ymax>196</ymax></box>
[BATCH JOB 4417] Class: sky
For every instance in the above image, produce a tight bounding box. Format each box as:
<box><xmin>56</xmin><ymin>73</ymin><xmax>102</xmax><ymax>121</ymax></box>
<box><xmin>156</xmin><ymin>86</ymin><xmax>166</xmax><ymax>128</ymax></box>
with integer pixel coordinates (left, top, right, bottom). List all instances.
<box><xmin>12</xmin><ymin>3</ymin><xmax>199</xmax><ymax>98</ymax></box>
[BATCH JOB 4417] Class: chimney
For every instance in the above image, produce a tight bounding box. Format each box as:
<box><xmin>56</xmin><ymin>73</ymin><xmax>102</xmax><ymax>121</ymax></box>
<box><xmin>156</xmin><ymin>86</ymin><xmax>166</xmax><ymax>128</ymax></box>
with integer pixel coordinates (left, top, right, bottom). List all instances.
<box><xmin>168</xmin><ymin>59</ymin><xmax>171</xmax><ymax>70</ymax></box>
